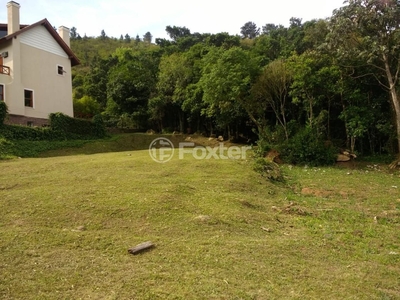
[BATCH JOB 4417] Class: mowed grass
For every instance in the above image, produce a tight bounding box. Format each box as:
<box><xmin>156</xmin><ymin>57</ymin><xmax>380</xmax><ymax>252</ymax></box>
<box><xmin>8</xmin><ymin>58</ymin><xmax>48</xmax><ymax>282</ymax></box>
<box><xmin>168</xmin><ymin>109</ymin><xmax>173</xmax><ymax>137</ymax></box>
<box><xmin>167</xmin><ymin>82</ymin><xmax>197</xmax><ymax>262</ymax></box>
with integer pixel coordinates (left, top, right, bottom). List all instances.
<box><xmin>0</xmin><ymin>134</ymin><xmax>399</xmax><ymax>299</ymax></box>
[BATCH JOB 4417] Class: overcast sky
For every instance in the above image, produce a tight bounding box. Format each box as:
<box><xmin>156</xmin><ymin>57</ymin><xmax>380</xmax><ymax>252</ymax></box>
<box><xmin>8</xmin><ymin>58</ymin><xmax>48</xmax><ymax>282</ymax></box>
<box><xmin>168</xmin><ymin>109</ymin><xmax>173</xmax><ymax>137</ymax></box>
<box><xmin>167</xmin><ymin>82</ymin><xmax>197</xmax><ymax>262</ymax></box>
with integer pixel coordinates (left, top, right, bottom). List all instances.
<box><xmin>0</xmin><ymin>0</ymin><xmax>346</xmax><ymax>40</ymax></box>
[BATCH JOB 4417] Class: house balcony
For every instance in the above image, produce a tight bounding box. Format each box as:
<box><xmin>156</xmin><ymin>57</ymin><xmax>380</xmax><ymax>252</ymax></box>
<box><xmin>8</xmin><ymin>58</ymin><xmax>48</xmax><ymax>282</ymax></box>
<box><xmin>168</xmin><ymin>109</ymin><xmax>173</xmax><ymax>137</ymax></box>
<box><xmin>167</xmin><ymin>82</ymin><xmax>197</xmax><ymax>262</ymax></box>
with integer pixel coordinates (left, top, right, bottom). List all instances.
<box><xmin>0</xmin><ymin>65</ymin><xmax>10</xmax><ymax>75</ymax></box>
<box><xmin>0</xmin><ymin>65</ymin><xmax>11</xmax><ymax>84</ymax></box>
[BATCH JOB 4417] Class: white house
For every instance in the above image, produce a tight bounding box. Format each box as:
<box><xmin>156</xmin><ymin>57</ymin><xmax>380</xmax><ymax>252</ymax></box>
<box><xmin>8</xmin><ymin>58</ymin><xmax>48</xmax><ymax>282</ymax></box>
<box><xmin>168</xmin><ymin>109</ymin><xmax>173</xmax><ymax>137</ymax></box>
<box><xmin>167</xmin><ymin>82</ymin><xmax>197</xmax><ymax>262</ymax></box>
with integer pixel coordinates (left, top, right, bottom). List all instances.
<box><xmin>0</xmin><ymin>1</ymin><xmax>79</xmax><ymax>126</ymax></box>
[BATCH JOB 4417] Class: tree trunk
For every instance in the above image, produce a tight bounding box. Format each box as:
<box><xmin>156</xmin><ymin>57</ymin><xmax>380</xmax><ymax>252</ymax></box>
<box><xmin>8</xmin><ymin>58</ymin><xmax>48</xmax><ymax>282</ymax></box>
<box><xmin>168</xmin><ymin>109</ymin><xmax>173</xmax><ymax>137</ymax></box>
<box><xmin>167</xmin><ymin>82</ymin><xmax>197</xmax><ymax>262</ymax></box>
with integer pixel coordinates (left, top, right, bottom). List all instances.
<box><xmin>383</xmin><ymin>55</ymin><xmax>400</xmax><ymax>154</ymax></box>
<box><xmin>389</xmin><ymin>88</ymin><xmax>400</xmax><ymax>154</ymax></box>
<box><xmin>178</xmin><ymin>111</ymin><xmax>185</xmax><ymax>133</ymax></box>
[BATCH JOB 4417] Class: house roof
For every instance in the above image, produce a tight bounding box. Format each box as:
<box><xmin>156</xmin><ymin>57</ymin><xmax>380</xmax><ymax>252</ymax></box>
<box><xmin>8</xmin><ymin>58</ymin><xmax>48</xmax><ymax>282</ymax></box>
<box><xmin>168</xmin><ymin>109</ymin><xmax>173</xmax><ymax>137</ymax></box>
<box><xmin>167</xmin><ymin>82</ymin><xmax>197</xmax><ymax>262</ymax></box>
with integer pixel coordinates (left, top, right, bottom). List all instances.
<box><xmin>0</xmin><ymin>18</ymin><xmax>80</xmax><ymax>66</ymax></box>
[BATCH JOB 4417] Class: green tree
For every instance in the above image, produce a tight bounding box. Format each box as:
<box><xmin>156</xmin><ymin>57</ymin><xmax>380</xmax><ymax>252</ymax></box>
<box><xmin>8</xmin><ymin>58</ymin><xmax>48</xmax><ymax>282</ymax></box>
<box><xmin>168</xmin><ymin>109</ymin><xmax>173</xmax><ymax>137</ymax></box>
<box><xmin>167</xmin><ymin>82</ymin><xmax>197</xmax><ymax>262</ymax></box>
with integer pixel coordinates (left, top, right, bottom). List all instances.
<box><xmin>156</xmin><ymin>52</ymin><xmax>193</xmax><ymax>132</ymax></box>
<box><xmin>205</xmin><ymin>33</ymin><xmax>240</xmax><ymax>48</ymax></box>
<box><xmin>143</xmin><ymin>32</ymin><xmax>153</xmax><ymax>44</ymax></box>
<box><xmin>328</xmin><ymin>0</ymin><xmax>400</xmax><ymax>154</ymax></box>
<box><xmin>288</xmin><ymin>51</ymin><xmax>340</xmax><ymax>134</ymax></box>
<box><xmin>100</xmin><ymin>29</ymin><xmax>107</xmax><ymax>39</ymax></box>
<box><xmin>240</xmin><ymin>21</ymin><xmax>260</xmax><ymax>39</ymax></box>
<box><xmin>70</xmin><ymin>27</ymin><xmax>78</xmax><ymax>39</ymax></box>
<box><xmin>165</xmin><ymin>26</ymin><xmax>191</xmax><ymax>41</ymax></box>
<box><xmin>200</xmin><ymin>47</ymin><xmax>259</xmax><ymax>138</ymax></box>
<box><xmin>256</xmin><ymin>24</ymin><xmax>287</xmax><ymax>63</ymax></box>
<box><xmin>73</xmin><ymin>95</ymin><xmax>100</xmax><ymax>118</ymax></box>
<box><xmin>251</xmin><ymin>59</ymin><xmax>292</xmax><ymax>140</ymax></box>
<box><xmin>107</xmin><ymin>48</ymin><xmax>159</xmax><ymax>127</ymax></box>
<box><xmin>83</xmin><ymin>55</ymin><xmax>116</xmax><ymax>109</ymax></box>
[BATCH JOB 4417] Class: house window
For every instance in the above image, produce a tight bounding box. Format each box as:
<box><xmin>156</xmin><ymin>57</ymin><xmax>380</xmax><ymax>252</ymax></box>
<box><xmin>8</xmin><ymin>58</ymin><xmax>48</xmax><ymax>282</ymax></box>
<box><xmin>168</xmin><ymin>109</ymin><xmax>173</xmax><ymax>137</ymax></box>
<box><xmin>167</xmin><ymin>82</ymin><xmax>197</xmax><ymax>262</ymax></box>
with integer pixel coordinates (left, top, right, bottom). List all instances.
<box><xmin>24</xmin><ymin>89</ymin><xmax>33</xmax><ymax>107</ymax></box>
<box><xmin>57</xmin><ymin>65</ymin><xmax>65</xmax><ymax>75</ymax></box>
<box><xmin>0</xmin><ymin>84</ymin><xmax>4</xmax><ymax>101</ymax></box>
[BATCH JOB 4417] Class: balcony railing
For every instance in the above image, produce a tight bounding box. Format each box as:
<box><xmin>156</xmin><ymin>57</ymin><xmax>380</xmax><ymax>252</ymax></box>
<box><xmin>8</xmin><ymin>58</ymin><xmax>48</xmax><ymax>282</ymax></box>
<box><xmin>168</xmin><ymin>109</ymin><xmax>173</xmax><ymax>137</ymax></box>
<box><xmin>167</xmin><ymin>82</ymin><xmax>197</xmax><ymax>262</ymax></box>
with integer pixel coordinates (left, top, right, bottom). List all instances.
<box><xmin>0</xmin><ymin>65</ymin><xmax>10</xmax><ymax>75</ymax></box>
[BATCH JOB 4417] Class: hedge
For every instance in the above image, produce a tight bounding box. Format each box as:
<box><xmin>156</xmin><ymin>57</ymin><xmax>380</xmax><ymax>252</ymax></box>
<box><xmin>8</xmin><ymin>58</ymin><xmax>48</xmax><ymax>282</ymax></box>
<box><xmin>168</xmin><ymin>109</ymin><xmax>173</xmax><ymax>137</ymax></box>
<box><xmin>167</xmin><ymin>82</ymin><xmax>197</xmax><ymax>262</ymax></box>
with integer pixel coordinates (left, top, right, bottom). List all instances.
<box><xmin>0</xmin><ymin>112</ymin><xmax>106</xmax><ymax>141</ymax></box>
<box><xmin>49</xmin><ymin>112</ymin><xmax>106</xmax><ymax>139</ymax></box>
<box><xmin>0</xmin><ymin>101</ymin><xmax>7</xmax><ymax>126</ymax></box>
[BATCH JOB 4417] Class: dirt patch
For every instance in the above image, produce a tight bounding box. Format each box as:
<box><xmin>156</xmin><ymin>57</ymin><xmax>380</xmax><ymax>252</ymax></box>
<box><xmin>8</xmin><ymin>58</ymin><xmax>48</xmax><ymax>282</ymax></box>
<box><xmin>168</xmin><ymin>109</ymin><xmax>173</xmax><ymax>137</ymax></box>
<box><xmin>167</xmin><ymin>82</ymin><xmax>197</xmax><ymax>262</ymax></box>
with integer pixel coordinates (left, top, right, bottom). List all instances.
<box><xmin>265</xmin><ymin>149</ymin><xmax>283</xmax><ymax>164</ymax></box>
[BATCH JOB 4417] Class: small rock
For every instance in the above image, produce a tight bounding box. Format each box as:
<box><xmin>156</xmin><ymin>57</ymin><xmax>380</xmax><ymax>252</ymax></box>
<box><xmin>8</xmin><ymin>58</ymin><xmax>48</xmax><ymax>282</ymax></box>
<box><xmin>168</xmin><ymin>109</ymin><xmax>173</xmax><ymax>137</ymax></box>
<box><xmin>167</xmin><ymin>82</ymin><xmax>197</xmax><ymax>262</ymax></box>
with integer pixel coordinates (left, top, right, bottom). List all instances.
<box><xmin>194</xmin><ymin>215</ymin><xmax>211</xmax><ymax>222</ymax></box>
<box><xmin>146</xmin><ymin>129</ymin><xmax>155</xmax><ymax>135</ymax></box>
<box><xmin>71</xmin><ymin>225</ymin><xmax>86</xmax><ymax>232</ymax></box>
<box><xmin>261</xmin><ymin>227</ymin><xmax>273</xmax><ymax>232</ymax></box>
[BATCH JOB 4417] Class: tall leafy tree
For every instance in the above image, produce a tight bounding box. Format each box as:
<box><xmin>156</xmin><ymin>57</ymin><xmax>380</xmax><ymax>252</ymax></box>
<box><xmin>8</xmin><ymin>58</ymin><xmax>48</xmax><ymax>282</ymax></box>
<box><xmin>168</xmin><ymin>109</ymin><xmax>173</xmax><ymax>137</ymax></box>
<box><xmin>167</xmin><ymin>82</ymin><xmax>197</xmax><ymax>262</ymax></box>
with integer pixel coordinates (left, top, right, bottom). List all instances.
<box><xmin>83</xmin><ymin>55</ymin><xmax>117</xmax><ymax>109</ymax></box>
<box><xmin>70</xmin><ymin>27</ymin><xmax>78</xmax><ymax>39</ymax></box>
<box><xmin>205</xmin><ymin>33</ymin><xmax>240</xmax><ymax>48</ymax></box>
<box><xmin>240</xmin><ymin>21</ymin><xmax>260</xmax><ymax>39</ymax></box>
<box><xmin>100</xmin><ymin>29</ymin><xmax>107</xmax><ymax>39</ymax></box>
<box><xmin>200</xmin><ymin>47</ymin><xmax>259</xmax><ymax>137</ymax></box>
<box><xmin>156</xmin><ymin>52</ymin><xmax>193</xmax><ymax>132</ymax></box>
<box><xmin>251</xmin><ymin>59</ymin><xmax>292</xmax><ymax>140</ymax></box>
<box><xmin>288</xmin><ymin>51</ymin><xmax>341</xmax><ymax>135</ymax></box>
<box><xmin>143</xmin><ymin>32</ymin><xmax>153</xmax><ymax>44</ymax></box>
<box><xmin>107</xmin><ymin>48</ymin><xmax>159</xmax><ymax>127</ymax></box>
<box><xmin>328</xmin><ymin>0</ymin><xmax>400</xmax><ymax>155</ymax></box>
<box><xmin>165</xmin><ymin>26</ymin><xmax>191</xmax><ymax>41</ymax></box>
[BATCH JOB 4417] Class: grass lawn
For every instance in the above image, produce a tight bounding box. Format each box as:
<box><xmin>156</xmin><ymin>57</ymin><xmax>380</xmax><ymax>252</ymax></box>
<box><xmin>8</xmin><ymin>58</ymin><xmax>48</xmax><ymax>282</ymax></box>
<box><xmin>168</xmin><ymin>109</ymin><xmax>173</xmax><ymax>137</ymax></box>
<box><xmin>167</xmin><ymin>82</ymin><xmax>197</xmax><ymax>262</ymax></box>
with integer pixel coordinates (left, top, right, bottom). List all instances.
<box><xmin>0</xmin><ymin>134</ymin><xmax>399</xmax><ymax>299</ymax></box>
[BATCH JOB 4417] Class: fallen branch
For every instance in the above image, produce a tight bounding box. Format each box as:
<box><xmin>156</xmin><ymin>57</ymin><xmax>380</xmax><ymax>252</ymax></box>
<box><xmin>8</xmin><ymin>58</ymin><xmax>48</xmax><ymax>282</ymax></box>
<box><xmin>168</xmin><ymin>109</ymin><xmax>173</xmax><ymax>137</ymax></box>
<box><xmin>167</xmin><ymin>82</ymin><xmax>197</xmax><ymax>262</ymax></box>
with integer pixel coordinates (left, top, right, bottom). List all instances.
<box><xmin>389</xmin><ymin>157</ymin><xmax>400</xmax><ymax>170</ymax></box>
<box><xmin>128</xmin><ymin>241</ymin><xmax>155</xmax><ymax>255</ymax></box>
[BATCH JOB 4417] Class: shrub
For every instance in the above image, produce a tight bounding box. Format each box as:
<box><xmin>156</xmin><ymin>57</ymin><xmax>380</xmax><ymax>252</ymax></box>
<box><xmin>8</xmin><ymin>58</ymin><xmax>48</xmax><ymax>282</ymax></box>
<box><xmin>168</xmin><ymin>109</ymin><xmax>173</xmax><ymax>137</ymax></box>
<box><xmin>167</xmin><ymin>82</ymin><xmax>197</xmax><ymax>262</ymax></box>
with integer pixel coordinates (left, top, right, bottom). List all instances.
<box><xmin>93</xmin><ymin>114</ymin><xmax>106</xmax><ymax>137</ymax></box>
<box><xmin>49</xmin><ymin>112</ymin><xmax>106</xmax><ymax>138</ymax></box>
<box><xmin>0</xmin><ymin>124</ymin><xmax>63</xmax><ymax>141</ymax></box>
<box><xmin>0</xmin><ymin>101</ymin><xmax>8</xmax><ymax>126</ymax></box>
<box><xmin>73</xmin><ymin>95</ymin><xmax>100</xmax><ymax>119</ymax></box>
<box><xmin>253</xmin><ymin>157</ymin><xmax>284</xmax><ymax>182</ymax></box>
<box><xmin>252</xmin><ymin>137</ymin><xmax>271</xmax><ymax>158</ymax></box>
<box><xmin>0</xmin><ymin>137</ymin><xmax>13</xmax><ymax>158</ymax></box>
<box><xmin>280</xmin><ymin>127</ymin><xmax>337</xmax><ymax>166</ymax></box>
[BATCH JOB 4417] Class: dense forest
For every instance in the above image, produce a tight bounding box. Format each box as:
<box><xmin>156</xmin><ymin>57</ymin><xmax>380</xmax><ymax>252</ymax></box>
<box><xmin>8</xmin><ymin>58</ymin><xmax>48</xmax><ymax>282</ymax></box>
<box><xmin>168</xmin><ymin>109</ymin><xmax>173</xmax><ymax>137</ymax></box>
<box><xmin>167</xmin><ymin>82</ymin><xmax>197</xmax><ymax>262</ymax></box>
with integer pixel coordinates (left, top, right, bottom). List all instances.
<box><xmin>69</xmin><ymin>0</ymin><xmax>400</xmax><ymax>162</ymax></box>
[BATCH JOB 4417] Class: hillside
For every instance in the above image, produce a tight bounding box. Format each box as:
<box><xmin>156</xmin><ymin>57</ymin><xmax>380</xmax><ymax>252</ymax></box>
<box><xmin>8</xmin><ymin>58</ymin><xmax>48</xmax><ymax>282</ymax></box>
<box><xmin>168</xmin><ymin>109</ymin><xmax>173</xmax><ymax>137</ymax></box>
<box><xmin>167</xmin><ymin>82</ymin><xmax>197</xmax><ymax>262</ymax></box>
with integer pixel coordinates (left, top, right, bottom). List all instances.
<box><xmin>0</xmin><ymin>134</ymin><xmax>399</xmax><ymax>299</ymax></box>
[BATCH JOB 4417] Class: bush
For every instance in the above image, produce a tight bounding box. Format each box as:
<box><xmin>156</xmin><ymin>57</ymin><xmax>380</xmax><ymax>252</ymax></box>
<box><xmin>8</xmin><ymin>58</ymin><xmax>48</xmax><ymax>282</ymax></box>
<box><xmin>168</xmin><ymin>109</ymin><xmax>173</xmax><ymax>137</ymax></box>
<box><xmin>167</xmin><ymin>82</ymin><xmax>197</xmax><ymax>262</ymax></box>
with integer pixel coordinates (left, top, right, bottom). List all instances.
<box><xmin>0</xmin><ymin>137</ymin><xmax>13</xmax><ymax>158</ymax></box>
<box><xmin>0</xmin><ymin>101</ymin><xmax>8</xmax><ymax>125</ymax></box>
<box><xmin>252</xmin><ymin>137</ymin><xmax>271</xmax><ymax>158</ymax></box>
<box><xmin>280</xmin><ymin>127</ymin><xmax>337</xmax><ymax>166</ymax></box>
<box><xmin>253</xmin><ymin>157</ymin><xmax>284</xmax><ymax>182</ymax></box>
<box><xmin>93</xmin><ymin>114</ymin><xmax>106</xmax><ymax>137</ymax></box>
<box><xmin>0</xmin><ymin>124</ymin><xmax>63</xmax><ymax>141</ymax></box>
<box><xmin>49</xmin><ymin>112</ymin><xmax>106</xmax><ymax>138</ymax></box>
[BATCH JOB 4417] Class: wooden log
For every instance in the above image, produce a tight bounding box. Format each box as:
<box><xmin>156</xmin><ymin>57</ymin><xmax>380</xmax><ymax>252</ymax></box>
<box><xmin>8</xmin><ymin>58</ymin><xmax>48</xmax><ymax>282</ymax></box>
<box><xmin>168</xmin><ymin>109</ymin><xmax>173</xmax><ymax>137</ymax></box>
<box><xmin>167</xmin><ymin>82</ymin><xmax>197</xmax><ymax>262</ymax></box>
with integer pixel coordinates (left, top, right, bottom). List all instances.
<box><xmin>128</xmin><ymin>241</ymin><xmax>155</xmax><ymax>255</ymax></box>
<box><xmin>389</xmin><ymin>158</ymin><xmax>400</xmax><ymax>170</ymax></box>
<box><xmin>336</xmin><ymin>154</ymin><xmax>351</xmax><ymax>162</ymax></box>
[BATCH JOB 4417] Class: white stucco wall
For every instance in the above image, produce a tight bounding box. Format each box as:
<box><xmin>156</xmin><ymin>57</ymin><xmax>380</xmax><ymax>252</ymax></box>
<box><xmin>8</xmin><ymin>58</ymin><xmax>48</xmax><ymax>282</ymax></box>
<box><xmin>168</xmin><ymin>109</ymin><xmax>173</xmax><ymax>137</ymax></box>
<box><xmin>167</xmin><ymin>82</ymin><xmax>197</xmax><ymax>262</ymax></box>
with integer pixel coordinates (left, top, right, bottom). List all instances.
<box><xmin>0</xmin><ymin>24</ymin><xmax>74</xmax><ymax>120</ymax></box>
